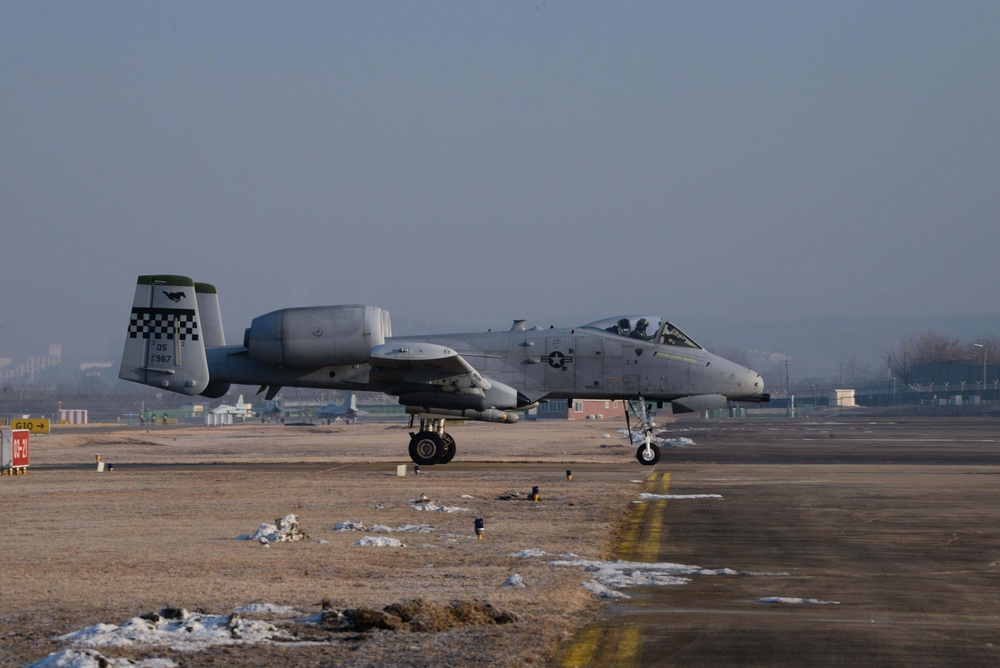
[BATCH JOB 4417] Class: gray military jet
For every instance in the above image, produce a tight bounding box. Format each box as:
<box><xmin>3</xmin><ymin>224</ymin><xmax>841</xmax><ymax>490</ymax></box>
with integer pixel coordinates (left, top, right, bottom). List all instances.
<box><xmin>316</xmin><ymin>393</ymin><xmax>366</xmax><ymax>423</ymax></box>
<box><xmin>120</xmin><ymin>275</ymin><xmax>768</xmax><ymax>466</ymax></box>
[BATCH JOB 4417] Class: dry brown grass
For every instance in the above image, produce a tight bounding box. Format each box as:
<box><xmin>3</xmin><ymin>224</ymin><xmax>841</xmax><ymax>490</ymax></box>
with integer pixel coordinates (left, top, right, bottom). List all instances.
<box><xmin>0</xmin><ymin>420</ymin><xmax>643</xmax><ymax>666</ymax></box>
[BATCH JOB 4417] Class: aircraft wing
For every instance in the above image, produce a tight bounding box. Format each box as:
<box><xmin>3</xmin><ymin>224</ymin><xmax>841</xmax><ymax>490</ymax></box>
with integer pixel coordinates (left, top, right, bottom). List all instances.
<box><xmin>369</xmin><ymin>341</ymin><xmax>520</xmax><ymax>413</ymax></box>
<box><xmin>369</xmin><ymin>342</ymin><xmax>492</xmax><ymax>390</ymax></box>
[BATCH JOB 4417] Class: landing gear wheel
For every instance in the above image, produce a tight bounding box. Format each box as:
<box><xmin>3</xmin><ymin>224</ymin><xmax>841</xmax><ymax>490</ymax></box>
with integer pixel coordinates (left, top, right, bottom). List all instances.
<box><xmin>438</xmin><ymin>433</ymin><xmax>457</xmax><ymax>464</ymax></box>
<box><xmin>409</xmin><ymin>431</ymin><xmax>445</xmax><ymax>465</ymax></box>
<box><xmin>636</xmin><ymin>443</ymin><xmax>661</xmax><ymax>466</ymax></box>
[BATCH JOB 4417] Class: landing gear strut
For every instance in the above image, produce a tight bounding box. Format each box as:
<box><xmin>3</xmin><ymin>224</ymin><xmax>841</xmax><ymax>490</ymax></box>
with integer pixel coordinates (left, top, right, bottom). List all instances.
<box><xmin>626</xmin><ymin>397</ymin><xmax>660</xmax><ymax>466</ymax></box>
<box><xmin>407</xmin><ymin>416</ymin><xmax>457</xmax><ymax>465</ymax></box>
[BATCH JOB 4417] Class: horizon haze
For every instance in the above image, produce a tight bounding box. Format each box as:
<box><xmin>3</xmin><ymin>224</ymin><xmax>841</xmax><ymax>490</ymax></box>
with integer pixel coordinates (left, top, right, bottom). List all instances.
<box><xmin>2</xmin><ymin>2</ymin><xmax>998</xmax><ymax>382</ymax></box>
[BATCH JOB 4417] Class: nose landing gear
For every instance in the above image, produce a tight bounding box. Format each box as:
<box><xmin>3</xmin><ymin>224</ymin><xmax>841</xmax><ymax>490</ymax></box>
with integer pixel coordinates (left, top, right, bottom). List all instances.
<box><xmin>627</xmin><ymin>397</ymin><xmax>661</xmax><ymax>466</ymax></box>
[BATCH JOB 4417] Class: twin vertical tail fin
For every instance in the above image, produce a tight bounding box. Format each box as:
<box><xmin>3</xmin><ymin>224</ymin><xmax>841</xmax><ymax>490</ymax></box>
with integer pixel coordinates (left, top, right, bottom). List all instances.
<box><xmin>119</xmin><ymin>275</ymin><xmax>211</xmax><ymax>396</ymax></box>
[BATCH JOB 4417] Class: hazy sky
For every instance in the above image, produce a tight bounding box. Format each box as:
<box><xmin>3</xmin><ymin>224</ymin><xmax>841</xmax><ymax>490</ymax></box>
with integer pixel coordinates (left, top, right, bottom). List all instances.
<box><xmin>2</xmin><ymin>1</ymin><xmax>998</xmax><ymax>368</ymax></box>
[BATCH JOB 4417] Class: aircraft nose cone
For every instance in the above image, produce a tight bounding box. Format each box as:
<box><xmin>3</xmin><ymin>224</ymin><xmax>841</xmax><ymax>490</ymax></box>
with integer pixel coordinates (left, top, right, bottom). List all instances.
<box><xmin>736</xmin><ymin>365</ymin><xmax>765</xmax><ymax>399</ymax></box>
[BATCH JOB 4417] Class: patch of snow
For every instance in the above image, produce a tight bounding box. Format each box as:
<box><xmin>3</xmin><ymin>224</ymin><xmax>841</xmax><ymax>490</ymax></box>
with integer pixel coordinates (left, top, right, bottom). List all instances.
<box><xmin>57</xmin><ymin>608</ymin><xmax>292</xmax><ymax>651</ymax></box>
<box><xmin>395</xmin><ymin>524</ymin><xmax>433</xmax><ymax>532</ymax></box>
<box><xmin>501</xmin><ymin>574</ymin><xmax>526</xmax><ymax>588</ymax></box>
<box><xmin>25</xmin><ymin>649</ymin><xmax>177</xmax><ymax>668</ymax></box>
<box><xmin>508</xmin><ymin>548</ymin><xmax>548</xmax><ymax>558</ymax></box>
<box><xmin>459</xmin><ymin>494</ymin><xmax>476</xmax><ymax>499</ymax></box>
<box><xmin>411</xmin><ymin>502</ymin><xmax>470</xmax><ymax>513</ymax></box>
<box><xmin>233</xmin><ymin>603</ymin><xmax>300</xmax><ymax>616</ymax></box>
<box><xmin>239</xmin><ymin>514</ymin><xmax>309</xmax><ymax>543</ymax></box>
<box><xmin>637</xmin><ymin>493</ymin><xmax>723</xmax><ymax>501</ymax></box>
<box><xmin>333</xmin><ymin>521</ymin><xmax>433</xmax><ymax>533</ymax></box>
<box><xmin>332</xmin><ymin>521</ymin><xmax>365</xmax><ymax>532</ymax></box>
<box><xmin>540</xmin><ymin>557</ymin><xmax>780</xmax><ymax>596</ymax></box>
<box><xmin>552</xmin><ymin>559</ymin><xmax>696</xmax><ymax>588</ymax></box>
<box><xmin>621</xmin><ymin>429</ymin><xmax>696</xmax><ymax>447</ymax></box>
<box><xmin>583</xmin><ymin>581</ymin><xmax>630</xmax><ymax>599</ymax></box>
<box><xmin>757</xmin><ymin>597</ymin><xmax>840</xmax><ymax>605</ymax></box>
<box><xmin>355</xmin><ymin>536</ymin><xmax>405</xmax><ymax>547</ymax></box>
<box><xmin>294</xmin><ymin>612</ymin><xmax>325</xmax><ymax>624</ymax></box>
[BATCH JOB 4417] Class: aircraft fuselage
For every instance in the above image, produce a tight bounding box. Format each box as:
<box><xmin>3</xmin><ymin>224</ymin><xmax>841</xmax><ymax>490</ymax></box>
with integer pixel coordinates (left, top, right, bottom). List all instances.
<box><xmin>204</xmin><ymin>325</ymin><xmax>763</xmax><ymax>407</ymax></box>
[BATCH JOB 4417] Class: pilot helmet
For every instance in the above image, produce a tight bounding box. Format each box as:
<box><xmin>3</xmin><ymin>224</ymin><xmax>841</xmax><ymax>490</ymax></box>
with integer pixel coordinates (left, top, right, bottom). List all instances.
<box><xmin>636</xmin><ymin>318</ymin><xmax>649</xmax><ymax>330</ymax></box>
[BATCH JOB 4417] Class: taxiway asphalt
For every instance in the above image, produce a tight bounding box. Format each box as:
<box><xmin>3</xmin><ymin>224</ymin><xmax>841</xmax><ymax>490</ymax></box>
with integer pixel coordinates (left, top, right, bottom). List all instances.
<box><xmin>555</xmin><ymin>418</ymin><xmax>1000</xmax><ymax>667</ymax></box>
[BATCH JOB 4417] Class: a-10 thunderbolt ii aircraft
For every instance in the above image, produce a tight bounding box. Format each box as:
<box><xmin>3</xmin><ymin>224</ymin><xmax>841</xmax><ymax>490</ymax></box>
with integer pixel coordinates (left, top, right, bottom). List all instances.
<box><xmin>120</xmin><ymin>275</ymin><xmax>768</xmax><ymax>466</ymax></box>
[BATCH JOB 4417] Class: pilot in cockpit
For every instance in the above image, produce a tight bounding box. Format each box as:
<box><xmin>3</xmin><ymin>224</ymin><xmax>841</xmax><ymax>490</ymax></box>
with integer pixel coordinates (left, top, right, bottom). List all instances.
<box><xmin>630</xmin><ymin>317</ymin><xmax>653</xmax><ymax>341</ymax></box>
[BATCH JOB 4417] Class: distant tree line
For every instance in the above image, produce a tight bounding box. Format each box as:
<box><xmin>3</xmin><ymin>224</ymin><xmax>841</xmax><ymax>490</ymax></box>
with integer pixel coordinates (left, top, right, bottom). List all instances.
<box><xmin>887</xmin><ymin>331</ymin><xmax>999</xmax><ymax>385</ymax></box>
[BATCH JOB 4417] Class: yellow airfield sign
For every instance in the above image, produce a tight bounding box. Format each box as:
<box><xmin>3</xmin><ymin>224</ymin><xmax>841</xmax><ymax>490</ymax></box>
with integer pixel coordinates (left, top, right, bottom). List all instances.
<box><xmin>10</xmin><ymin>418</ymin><xmax>50</xmax><ymax>434</ymax></box>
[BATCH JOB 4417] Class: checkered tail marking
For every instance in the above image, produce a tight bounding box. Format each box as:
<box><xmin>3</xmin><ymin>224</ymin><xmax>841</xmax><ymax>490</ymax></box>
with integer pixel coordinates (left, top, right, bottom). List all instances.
<box><xmin>128</xmin><ymin>308</ymin><xmax>200</xmax><ymax>341</ymax></box>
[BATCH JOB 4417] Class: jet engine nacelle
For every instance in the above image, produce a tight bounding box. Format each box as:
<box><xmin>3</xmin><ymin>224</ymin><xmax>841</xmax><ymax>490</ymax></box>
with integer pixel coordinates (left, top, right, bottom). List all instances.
<box><xmin>244</xmin><ymin>305</ymin><xmax>391</xmax><ymax>368</ymax></box>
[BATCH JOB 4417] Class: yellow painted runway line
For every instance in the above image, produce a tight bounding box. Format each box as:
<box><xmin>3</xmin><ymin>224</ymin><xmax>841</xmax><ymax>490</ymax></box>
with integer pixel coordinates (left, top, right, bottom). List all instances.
<box><xmin>559</xmin><ymin>471</ymin><xmax>670</xmax><ymax>666</ymax></box>
<box><xmin>616</xmin><ymin>472</ymin><xmax>670</xmax><ymax>562</ymax></box>
<box><xmin>558</xmin><ymin>626</ymin><xmax>602</xmax><ymax>667</ymax></box>
<box><xmin>557</xmin><ymin>626</ymin><xmax>642</xmax><ymax>668</ymax></box>
<box><xmin>617</xmin><ymin>497</ymin><xmax>649</xmax><ymax>559</ymax></box>
<box><xmin>636</xmin><ymin>498</ymin><xmax>666</xmax><ymax>562</ymax></box>
<box><xmin>616</xmin><ymin>626</ymin><xmax>642</xmax><ymax>667</ymax></box>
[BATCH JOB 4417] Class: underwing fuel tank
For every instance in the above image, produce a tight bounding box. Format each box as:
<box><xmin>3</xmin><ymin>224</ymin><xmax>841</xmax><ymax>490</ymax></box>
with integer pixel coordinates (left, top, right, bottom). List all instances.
<box><xmin>404</xmin><ymin>406</ymin><xmax>518</xmax><ymax>424</ymax></box>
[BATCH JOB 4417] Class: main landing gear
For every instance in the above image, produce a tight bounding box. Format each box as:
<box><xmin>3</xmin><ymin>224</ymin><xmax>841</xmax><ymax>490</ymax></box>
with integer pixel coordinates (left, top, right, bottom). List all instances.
<box><xmin>626</xmin><ymin>397</ymin><xmax>661</xmax><ymax>466</ymax></box>
<box><xmin>408</xmin><ymin>416</ymin><xmax>457</xmax><ymax>465</ymax></box>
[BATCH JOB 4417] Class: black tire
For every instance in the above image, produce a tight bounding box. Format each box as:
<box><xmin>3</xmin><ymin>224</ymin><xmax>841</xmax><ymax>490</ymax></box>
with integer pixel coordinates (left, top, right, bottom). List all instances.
<box><xmin>636</xmin><ymin>442</ymin><xmax>661</xmax><ymax>466</ymax></box>
<box><xmin>438</xmin><ymin>433</ymin><xmax>457</xmax><ymax>464</ymax></box>
<box><xmin>409</xmin><ymin>431</ymin><xmax>445</xmax><ymax>465</ymax></box>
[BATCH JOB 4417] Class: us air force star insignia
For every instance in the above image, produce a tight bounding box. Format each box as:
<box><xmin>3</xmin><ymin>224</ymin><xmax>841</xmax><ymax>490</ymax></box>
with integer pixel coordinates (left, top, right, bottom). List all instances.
<box><xmin>543</xmin><ymin>351</ymin><xmax>573</xmax><ymax>369</ymax></box>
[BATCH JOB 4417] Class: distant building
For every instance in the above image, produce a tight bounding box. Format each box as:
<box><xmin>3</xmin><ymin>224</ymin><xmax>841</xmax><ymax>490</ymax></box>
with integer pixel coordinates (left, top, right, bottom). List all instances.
<box><xmin>831</xmin><ymin>389</ymin><xmax>856</xmax><ymax>407</ymax></box>
<box><xmin>58</xmin><ymin>409</ymin><xmax>89</xmax><ymax>425</ymax></box>
<box><xmin>535</xmin><ymin>399</ymin><xmax>623</xmax><ymax>420</ymax></box>
<box><xmin>0</xmin><ymin>345</ymin><xmax>62</xmax><ymax>383</ymax></box>
<box><xmin>80</xmin><ymin>361</ymin><xmax>114</xmax><ymax>373</ymax></box>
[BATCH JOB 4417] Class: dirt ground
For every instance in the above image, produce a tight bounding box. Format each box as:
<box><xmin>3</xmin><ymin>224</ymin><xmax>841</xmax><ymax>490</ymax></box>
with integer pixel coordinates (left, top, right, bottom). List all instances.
<box><xmin>7</xmin><ymin>417</ymin><xmax>1000</xmax><ymax>667</ymax></box>
<box><xmin>0</xmin><ymin>419</ymin><xmax>644</xmax><ymax>667</ymax></box>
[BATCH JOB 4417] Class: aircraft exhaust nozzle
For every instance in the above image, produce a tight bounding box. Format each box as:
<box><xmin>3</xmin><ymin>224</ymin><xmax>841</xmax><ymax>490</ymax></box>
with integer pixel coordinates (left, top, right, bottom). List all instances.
<box><xmin>404</xmin><ymin>406</ymin><xmax>518</xmax><ymax>424</ymax></box>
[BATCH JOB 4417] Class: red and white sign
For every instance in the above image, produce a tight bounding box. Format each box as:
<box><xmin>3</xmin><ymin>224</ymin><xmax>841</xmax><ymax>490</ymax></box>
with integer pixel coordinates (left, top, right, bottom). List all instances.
<box><xmin>58</xmin><ymin>409</ymin><xmax>89</xmax><ymax>424</ymax></box>
<box><xmin>11</xmin><ymin>429</ymin><xmax>29</xmax><ymax>468</ymax></box>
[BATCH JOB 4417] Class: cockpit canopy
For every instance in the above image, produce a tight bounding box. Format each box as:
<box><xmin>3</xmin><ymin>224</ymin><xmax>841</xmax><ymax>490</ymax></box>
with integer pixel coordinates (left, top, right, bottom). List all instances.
<box><xmin>582</xmin><ymin>315</ymin><xmax>702</xmax><ymax>349</ymax></box>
